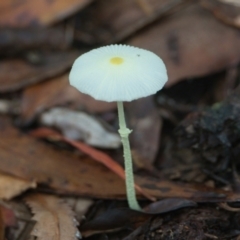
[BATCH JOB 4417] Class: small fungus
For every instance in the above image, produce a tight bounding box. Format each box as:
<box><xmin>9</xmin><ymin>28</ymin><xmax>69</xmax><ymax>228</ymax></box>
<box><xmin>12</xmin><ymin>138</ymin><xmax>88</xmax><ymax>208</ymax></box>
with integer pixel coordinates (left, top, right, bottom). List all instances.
<box><xmin>69</xmin><ymin>44</ymin><xmax>168</xmax><ymax>210</ymax></box>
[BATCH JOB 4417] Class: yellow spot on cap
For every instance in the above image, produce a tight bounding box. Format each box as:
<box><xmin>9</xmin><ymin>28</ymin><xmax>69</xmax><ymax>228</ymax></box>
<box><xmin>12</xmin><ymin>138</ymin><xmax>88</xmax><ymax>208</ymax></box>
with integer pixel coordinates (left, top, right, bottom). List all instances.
<box><xmin>110</xmin><ymin>57</ymin><xmax>124</xmax><ymax>65</ymax></box>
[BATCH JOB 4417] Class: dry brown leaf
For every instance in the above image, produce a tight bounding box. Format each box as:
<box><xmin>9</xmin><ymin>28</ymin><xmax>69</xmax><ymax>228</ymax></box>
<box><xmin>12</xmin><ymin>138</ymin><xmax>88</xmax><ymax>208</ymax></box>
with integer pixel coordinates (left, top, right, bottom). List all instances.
<box><xmin>0</xmin><ymin>51</ymin><xmax>79</xmax><ymax>93</ymax></box>
<box><xmin>26</xmin><ymin>194</ymin><xmax>80</xmax><ymax>240</ymax></box>
<box><xmin>0</xmin><ymin>27</ymin><xmax>72</xmax><ymax>55</ymax></box>
<box><xmin>0</xmin><ymin>0</ymin><xmax>92</xmax><ymax>27</ymax></box>
<box><xmin>1</xmin><ymin>116</ymin><xmax>240</xmax><ymax>202</ymax></box>
<box><xmin>30</xmin><ymin>127</ymin><xmax>155</xmax><ymax>201</ymax></box>
<box><xmin>75</xmin><ymin>0</ymin><xmax>187</xmax><ymax>44</ymax></box>
<box><xmin>127</xmin><ymin>2</ymin><xmax>240</xmax><ymax>87</ymax></box>
<box><xmin>0</xmin><ymin>116</ymin><xmax>126</xmax><ymax>198</ymax></box>
<box><xmin>20</xmin><ymin>74</ymin><xmax>116</xmax><ymax>125</ymax></box>
<box><xmin>80</xmin><ymin>199</ymin><xmax>196</xmax><ymax>237</ymax></box>
<box><xmin>0</xmin><ymin>172</ymin><xmax>36</xmax><ymax>200</ymax></box>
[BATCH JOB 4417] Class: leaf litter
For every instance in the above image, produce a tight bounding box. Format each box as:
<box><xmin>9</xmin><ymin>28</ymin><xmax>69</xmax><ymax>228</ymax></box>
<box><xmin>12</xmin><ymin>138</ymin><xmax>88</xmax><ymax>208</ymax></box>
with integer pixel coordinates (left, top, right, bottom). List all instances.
<box><xmin>25</xmin><ymin>193</ymin><xmax>81</xmax><ymax>240</ymax></box>
<box><xmin>40</xmin><ymin>107</ymin><xmax>121</xmax><ymax>149</ymax></box>
<box><xmin>19</xmin><ymin>74</ymin><xmax>116</xmax><ymax>126</ymax></box>
<box><xmin>1</xmin><ymin>0</ymin><xmax>240</xmax><ymax>239</ymax></box>
<box><xmin>80</xmin><ymin>198</ymin><xmax>197</xmax><ymax>237</ymax></box>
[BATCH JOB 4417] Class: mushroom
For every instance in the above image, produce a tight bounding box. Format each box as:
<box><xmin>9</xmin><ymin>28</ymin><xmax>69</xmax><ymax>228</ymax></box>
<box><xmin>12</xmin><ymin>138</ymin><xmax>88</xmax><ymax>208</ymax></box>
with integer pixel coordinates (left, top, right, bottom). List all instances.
<box><xmin>69</xmin><ymin>44</ymin><xmax>168</xmax><ymax>210</ymax></box>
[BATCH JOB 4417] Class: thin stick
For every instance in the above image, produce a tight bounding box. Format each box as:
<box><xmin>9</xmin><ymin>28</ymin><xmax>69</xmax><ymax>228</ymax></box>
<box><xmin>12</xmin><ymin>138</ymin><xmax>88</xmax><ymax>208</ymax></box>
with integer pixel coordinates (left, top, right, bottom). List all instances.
<box><xmin>117</xmin><ymin>101</ymin><xmax>141</xmax><ymax>210</ymax></box>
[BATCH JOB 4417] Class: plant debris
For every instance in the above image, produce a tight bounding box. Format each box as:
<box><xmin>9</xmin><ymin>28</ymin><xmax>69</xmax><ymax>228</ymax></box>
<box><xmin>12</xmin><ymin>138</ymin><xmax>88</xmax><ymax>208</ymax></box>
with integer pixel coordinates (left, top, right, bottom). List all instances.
<box><xmin>1</xmin><ymin>0</ymin><xmax>240</xmax><ymax>239</ymax></box>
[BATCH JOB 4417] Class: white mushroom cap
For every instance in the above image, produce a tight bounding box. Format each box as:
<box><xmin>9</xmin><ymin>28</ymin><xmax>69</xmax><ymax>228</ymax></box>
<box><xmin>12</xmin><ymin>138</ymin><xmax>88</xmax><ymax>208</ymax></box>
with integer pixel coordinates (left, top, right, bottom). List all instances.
<box><xmin>69</xmin><ymin>44</ymin><xmax>168</xmax><ymax>102</ymax></box>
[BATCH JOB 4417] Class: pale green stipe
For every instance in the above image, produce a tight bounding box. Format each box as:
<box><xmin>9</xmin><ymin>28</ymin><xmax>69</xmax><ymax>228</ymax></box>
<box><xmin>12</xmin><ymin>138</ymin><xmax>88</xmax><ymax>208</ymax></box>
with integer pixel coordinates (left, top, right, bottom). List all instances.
<box><xmin>117</xmin><ymin>101</ymin><xmax>141</xmax><ymax>211</ymax></box>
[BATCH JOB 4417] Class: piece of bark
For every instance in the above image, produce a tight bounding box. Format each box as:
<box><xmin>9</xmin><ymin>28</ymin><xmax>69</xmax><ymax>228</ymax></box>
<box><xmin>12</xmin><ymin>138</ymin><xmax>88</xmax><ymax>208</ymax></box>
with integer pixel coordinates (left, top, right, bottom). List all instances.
<box><xmin>20</xmin><ymin>74</ymin><xmax>116</xmax><ymax>126</ymax></box>
<box><xmin>0</xmin><ymin>51</ymin><xmax>79</xmax><ymax>93</ymax></box>
<box><xmin>127</xmin><ymin>2</ymin><xmax>240</xmax><ymax>87</ymax></box>
<box><xmin>0</xmin><ymin>0</ymin><xmax>93</xmax><ymax>27</ymax></box>
<box><xmin>126</xmin><ymin>97</ymin><xmax>161</xmax><ymax>169</ymax></box>
<box><xmin>75</xmin><ymin>0</ymin><xmax>188</xmax><ymax>44</ymax></box>
<box><xmin>201</xmin><ymin>0</ymin><xmax>240</xmax><ymax>28</ymax></box>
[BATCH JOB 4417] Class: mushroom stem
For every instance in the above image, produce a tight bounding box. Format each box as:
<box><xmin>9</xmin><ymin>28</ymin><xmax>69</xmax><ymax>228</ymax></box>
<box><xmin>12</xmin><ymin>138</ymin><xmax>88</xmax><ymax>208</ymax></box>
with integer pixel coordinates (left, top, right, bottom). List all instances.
<box><xmin>117</xmin><ymin>101</ymin><xmax>141</xmax><ymax>211</ymax></box>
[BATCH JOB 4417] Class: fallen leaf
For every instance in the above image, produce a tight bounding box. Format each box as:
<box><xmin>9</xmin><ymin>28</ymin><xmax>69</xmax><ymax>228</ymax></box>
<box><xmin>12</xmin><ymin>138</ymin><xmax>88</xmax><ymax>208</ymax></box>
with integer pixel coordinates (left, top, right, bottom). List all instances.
<box><xmin>135</xmin><ymin>175</ymin><xmax>240</xmax><ymax>202</ymax></box>
<box><xmin>20</xmin><ymin>74</ymin><xmax>116</xmax><ymax>126</ymax></box>
<box><xmin>0</xmin><ymin>27</ymin><xmax>72</xmax><ymax>56</ymax></box>
<box><xmin>81</xmin><ymin>208</ymin><xmax>148</xmax><ymax>237</ymax></box>
<box><xmin>143</xmin><ymin>198</ymin><xmax>197</xmax><ymax>214</ymax></box>
<box><xmin>30</xmin><ymin>127</ymin><xmax>155</xmax><ymax>201</ymax></box>
<box><xmin>75</xmin><ymin>0</ymin><xmax>188</xmax><ymax>44</ymax></box>
<box><xmin>127</xmin><ymin>3</ymin><xmax>240</xmax><ymax>87</ymax></box>
<box><xmin>0</xmin><ymin>0</ymin><xmax>92</xmax><ymax>27</ymax></box>
<box><xmin>31</xmin><ymin>127</ymin><xmax>240</xmax><ymax>202</ymax></box>
<box><xmin>0</xmin><ymin>116</ymin><xmax>127</xmax><ymax>198</ymax></box>
<box><xmin>0</xmin><ymin>172</ymin><xmax>36</xmax><ymax>200</ymax></box>
<box><xmin>40</xmin><ymin>107</ymin><xmax>120</xmax><ymax>149</ymax></box>
<box><xmin>26</xmin><ymin>194</ymin><xmax>80</xmax><ymax>240</ymax></box>
<box><xmin>0</xmin><ymin>116</ymin><xmax>239</xmax><ymax>202</ymax></box>
<box><xmin>80</xmin><ymin>198</ymin><xmax>196</xmax><ymax>237</ymax></box>
<box><xmin>0</xmin><ymin>51</ymin><xmax>79</xmax><ymax>93</ymax></box>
